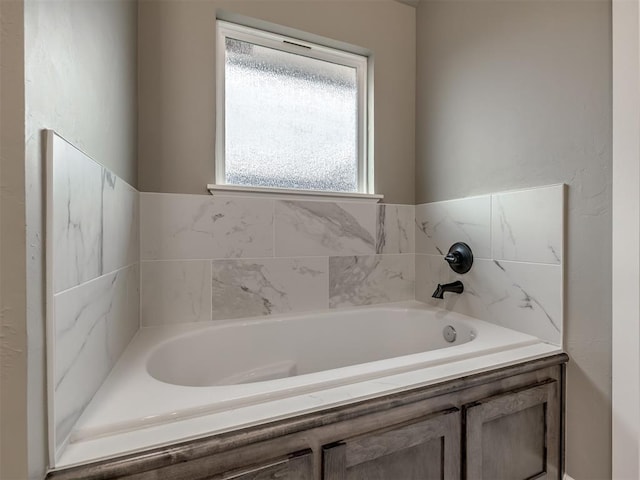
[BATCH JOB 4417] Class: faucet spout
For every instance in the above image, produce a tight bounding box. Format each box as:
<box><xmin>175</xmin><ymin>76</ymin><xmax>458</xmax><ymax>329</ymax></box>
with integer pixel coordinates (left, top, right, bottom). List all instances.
<box><xmin>432</xmin><ymin>280</ymin><xmax>464</xmax><ymax>299</ymax></box>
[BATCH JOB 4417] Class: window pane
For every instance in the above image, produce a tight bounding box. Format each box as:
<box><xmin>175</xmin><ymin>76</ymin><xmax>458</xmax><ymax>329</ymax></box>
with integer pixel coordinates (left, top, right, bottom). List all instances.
<box><xmin>224</xmin><ymin>37</ymin><xmax>359</xmax><ymax>192</ymax></box>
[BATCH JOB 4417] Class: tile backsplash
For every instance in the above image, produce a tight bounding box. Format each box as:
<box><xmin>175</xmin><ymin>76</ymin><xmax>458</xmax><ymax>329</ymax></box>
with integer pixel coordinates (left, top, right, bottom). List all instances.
<box><xmin>140</xmin><ymin>194</ymin><xmax>274</xmax><ymax>260</ymax></box>
<box><xmin>416</xmin><ymin>184</ymin><xmax>565</xmax><ymax>345</ymax></box>
<box><xmin>54</xmin><ymin>265</ymin><xmax>139</xmax><ymax>445</ymax></box>
<box><xmin>376</xmin><ymin>205</ymin><xmax>415</xmax><ymax>254</ymax></box>
<box><xmin>52</xmin><ymin>180</ymin><xmax>561</xmax><ymax>339</ymax></box>
<box><xmin>415</xmin><ymin>194</ymin><xmax>492</xmax><ymax>258</ymax></box>
<box><xmin>48</xmin><ymin>132</ymin><xmax>139</xmax><ymax>456</ymax></box>
<box><xmin>139</xmin><ymin>194</ymin><xmax>416</xmax><ymax>325</ymax></box>
<box><xmin>53</xmin><ymin>144</ymin><xmax>138</xmax><ymax>294</ymax></box>
<box><xmin>274</xmin><ymin>200</ymin><xmax>376</xmax><ymax>256</ymax></box>
<box><xmin>139</xmin><ymin>184</ymin><xmax>564</xmax><ymax>341</ymax></box>
<box><xmin>211</xmin><ymin>257</ymin><xmax>329</xmax><ymax>320</ymax></box>
<box><xmin>491</xmin><ymin>185</ymin><xmax>563</xmax><ymax>264</ymax></box>
<box><xmin>329</xmin><ymin>254</ymin><xmax>415</xmax><ymax>308</ymax></box>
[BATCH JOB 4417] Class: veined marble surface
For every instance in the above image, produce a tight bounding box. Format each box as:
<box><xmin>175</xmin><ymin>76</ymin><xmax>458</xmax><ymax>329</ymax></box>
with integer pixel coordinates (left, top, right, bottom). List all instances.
<box><xmin>53</xmin><ymin>138</ymin><xmax>103</xmax><ymax>293</ymax></box>
<box><xmin>50</xmin><ymin>133</ymin><xmax>141</xmax><ymax>455</ymax></box>
<box><xmin>414</xmin><ymin>185</ymin><xmax>564</xmax><ymax>344</ymax></box>
<box><xmin>141</xmin><ymin>261</ymin><xmax>212</xmax><ymax>326</ymax></box>
<box><xmin>52</xmin><ymin>136</ymin><xmax>139</xmax><ymax>293</ymax></box>
<box><xmin>274</xmin><ymin>200</ymin><xmax>376</xmax><ymax>257</ymax></box>
<box><xmin>54</xmin><ymin>264</ymin><xmax>139</xmax><ymax>448</ymax></box>
<box><xmin>376</xmin><ymin>204</ymin><xmax>415</xmax><ymax>254</ymax></box>
<box><xmin>329</xmin><ymin>254</ymin><xmax>415</xmax><ymax>308</ymax></box>
<box><xmin>140</xmin><ymin>193</ymin><xmax>274</xmax><ymax>260</ymax></box>
<box><xmin>492</xmin><ymin>185</ymin><xmax>564</xmax><ymax>264</ymax></box>
<box><xmin>102</xmin><ymin>170</ymin><xmax>139</xmax><ymax>274</ymax></box>
<box><xmin>416</xmin><ymin>254</ymin><xmax>561</xmax><ymax>345</ymax></box>
<box><xmin>415</xmin><ymin>195</ymin><xmax>491</xmax><ymax>258</ymax></box>
<box><xmin>212</xmin><ymin>257</ymin><xmax>329</xmax><ymax>320</ymax></box>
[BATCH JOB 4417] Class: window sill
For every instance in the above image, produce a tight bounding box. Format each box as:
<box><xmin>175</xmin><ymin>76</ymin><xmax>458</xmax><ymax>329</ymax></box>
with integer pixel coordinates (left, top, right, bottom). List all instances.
<box><xmin>207</xmin><ymin>184</ymin><xmax>383</xmax><ymax>203</ymax></box>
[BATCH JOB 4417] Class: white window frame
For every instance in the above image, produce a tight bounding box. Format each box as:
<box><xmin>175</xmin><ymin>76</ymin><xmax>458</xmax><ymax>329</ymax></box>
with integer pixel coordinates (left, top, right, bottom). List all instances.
<box><xmin>215</xmin><ymin>20</ymin><xmax>372</xmax><ymax>196</ymax></box>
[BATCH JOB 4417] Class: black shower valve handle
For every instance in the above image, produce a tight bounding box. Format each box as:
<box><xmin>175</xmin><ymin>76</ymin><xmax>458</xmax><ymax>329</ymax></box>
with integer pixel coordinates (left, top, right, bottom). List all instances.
<box><xmin>444</xmin><ymin>242</ymin><xmax>473</xmax><ymax>274</ymax></box>
<box><xmin>444</xmin><ymin>252</ymin><xmax>460</xmax><ymax>265</ymax></box>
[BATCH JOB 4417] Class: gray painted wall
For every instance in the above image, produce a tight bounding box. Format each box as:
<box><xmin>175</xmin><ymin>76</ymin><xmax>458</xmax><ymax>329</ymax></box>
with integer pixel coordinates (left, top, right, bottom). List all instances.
<box><xmin>138</xmin><ymin>0</ymin><xmax>416</xmax><ymax>204</ymax></box>
<box><xmin>416</xmin><ymin>1</ymin><xmax>612</xmax><ymax>478</ymax></box>
<box><xmin>0</xmin><ymin>1</ymin><xmax>29</xmax><ymax>478</ymax></box>
<box><xmin>26</xmin><ymin>0</ymin><xmax>138</xmax><ymax>186</ymax></box>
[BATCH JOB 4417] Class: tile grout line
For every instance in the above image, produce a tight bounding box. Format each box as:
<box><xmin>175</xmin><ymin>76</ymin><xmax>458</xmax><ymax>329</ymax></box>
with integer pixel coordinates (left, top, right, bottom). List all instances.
<box><xmin>53</xmin><ymin>262</ymin><xmax>139</xmax><ymax>297</ymax></box>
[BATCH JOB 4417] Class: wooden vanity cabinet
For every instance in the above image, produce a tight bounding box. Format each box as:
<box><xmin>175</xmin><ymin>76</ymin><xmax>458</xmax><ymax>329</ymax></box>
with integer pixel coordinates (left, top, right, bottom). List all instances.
<box><xmin>319</xmin><ymin>379</ymin><xmax>561</xmax><ymax>480</ymax></box>
<box><xmin>47</xmin><ymin>355</ymin><xmax>566</xmax><ymax>480</ymax></box>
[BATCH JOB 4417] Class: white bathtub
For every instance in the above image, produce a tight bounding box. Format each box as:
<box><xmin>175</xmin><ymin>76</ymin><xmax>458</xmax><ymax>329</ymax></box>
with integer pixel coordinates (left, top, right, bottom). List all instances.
<box><xmin>147</xmin><ymin>305</ymin><xmax>480</xmax><ymax>387</ymax></box>
<box><xmin>58</xmin><ymin>301</ymin><xmax>560</xmax><ymax>467</ymax></box>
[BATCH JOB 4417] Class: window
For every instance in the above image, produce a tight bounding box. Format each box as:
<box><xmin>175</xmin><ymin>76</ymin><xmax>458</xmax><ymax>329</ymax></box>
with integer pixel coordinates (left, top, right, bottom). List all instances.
<box><xmin>215</xmin><ymin>21</ymin><xmax>369</xmax><ymax>194</ymax></box>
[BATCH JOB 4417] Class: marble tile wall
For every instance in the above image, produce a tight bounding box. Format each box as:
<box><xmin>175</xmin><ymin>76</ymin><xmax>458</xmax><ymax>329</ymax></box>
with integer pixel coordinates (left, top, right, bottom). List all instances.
<box><xmin>49</xmin><ymin>133</ymin><xmax>139</xmax><ymax>455</ymax></box>
<box><xmin>329</xmin><ymin>255</ymin><xmax>415</xmax><ymax>308</ymax></box>
<box><xmin>53</xmin><ymin>265</ymin><xmax>139</xmax><ymax>447</ymax></box>
<box><xmin>139</xmin><ymin>194</ymin><xmax>416</xmax><ymax>325</ymax></box>
<box><xmin>53</xmin><ymin>141</ymin><xmax>138</xmax><ymax>294</ymax></box>
<box><xmin>415</xmin><ymin>185</ymin><xmax>565</xmax><ymax>345</ymax></box>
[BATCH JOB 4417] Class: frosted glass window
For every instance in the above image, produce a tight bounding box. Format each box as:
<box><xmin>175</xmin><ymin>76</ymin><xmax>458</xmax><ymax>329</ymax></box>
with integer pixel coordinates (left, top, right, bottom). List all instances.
<box><xmin>217</xmin><ymin>22</ymin><xmax>367</xmax><ymax>193</ymax></box>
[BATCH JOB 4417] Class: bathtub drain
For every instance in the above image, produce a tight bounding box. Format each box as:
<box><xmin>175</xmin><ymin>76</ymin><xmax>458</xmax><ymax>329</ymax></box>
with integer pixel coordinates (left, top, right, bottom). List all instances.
<box><xmin>443</xmin><ymin>325</ymin><xmax>457</xmax><ymax>343</ymax></box>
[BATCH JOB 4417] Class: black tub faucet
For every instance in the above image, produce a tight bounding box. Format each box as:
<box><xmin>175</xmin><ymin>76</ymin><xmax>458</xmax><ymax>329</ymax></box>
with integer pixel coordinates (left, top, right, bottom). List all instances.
<box><xmin>432</xmin><ymin>280</ymin><xmax>464</xmax><ymax>299</ymax></box>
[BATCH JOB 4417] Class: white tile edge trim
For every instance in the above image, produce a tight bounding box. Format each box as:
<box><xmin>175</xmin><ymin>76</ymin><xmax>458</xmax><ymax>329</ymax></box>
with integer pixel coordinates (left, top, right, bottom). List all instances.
<box><xmin>207</xmin><ymin>184</ymin><xmax>383</xmax><ymax>203</ymax></box>
<box><xmin>415</xmin><ymin>183</ymin><xmax>566</xmax><ymax>207</ymax></box>
<box><xmin>45</xmin><ymin>130</ymin><xmax>56</xmax><ymax>466</ymax></box>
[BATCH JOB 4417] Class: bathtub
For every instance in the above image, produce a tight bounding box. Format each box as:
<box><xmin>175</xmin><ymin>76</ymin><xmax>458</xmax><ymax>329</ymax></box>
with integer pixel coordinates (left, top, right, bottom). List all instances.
<box><xmin>57</xmin><ymin>301</ymin><xmax>561</xmax><ymax>467</ymax></box>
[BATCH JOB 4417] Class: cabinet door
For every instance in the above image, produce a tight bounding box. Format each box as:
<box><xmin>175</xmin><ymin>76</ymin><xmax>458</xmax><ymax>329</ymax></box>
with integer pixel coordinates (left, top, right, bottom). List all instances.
<box><xmin>209</xmin><ymin>449</ymin><xmax>313</xmax><ymax>480</ymax></box>
<box><xmin>323</xmin><ymin>407</ymin><xmax>461</xmax><ymax>480</ymax></box>
<box><xmin>465</xmin><ymin>380</ymin><xmax>560</xmax><ymax>480</ymax></box>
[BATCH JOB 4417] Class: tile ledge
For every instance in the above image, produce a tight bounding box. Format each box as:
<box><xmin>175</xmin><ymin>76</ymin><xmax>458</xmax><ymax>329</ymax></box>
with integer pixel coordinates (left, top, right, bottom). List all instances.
<box><xmin>207</xmin><ymin>184</ymin><xmax>383</xmax><ymax>203</ymax></box>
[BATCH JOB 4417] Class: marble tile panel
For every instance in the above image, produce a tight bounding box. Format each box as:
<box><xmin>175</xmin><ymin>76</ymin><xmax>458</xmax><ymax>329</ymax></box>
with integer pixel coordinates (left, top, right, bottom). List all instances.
<box><xmin>415</xmin><ymin>195</ymin><xmax>491</xmax><ymax>258</ymax></box>
<box><xmin>141</xmin><ymin>261</ymin><xmax>212</xmax><ymax>326</ymax></box>
<box><xmin>106</xmin><ymin>266</ymin><xmax>140</xmax><ymax>369</ymax></box>
<box><xmin>140</xmin><ymin>193</ymin><xmax>274</xmax><ymax>260</ymax></box>
<box><xmin>416</xmin><ymin>254</ymin><xmax>561</xmax><ymax>345</ymax></box>
<box><xmin>54</xmin><ymin>264</ymin><xmax>139</xmax><ymax>448</ymax></box>
<box><xmin>211</xmin><ymin>257</ymin><xmax>328</xmax><ymax>320</ymax></box>
<box><xmin>376</xmin><ymin>204</ymin><xmax>415</xmax><ymax>254</ymax></box>
<box><xmin>102</xmin><ymin>170</ymin><xmax>139</xmax><ymax>274</ymax></box>
<box><xmin>274</xmin><ymin>200</ymin><xmax>376</xmax><ymax>257</ymax></box>
<box><xmin>329</xmin><ymin>254</ymin><xmax>415</xmax><ymax>308</ymax></box>
<box><xmin>492</xmin><ymin>185</ymin><xmax>564</xmax><ymax>264</ymax></box>
<box><xmin>52</xmin><ymin>136</ymin><xmax>103</xmax><ymax>293</ymax></box>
